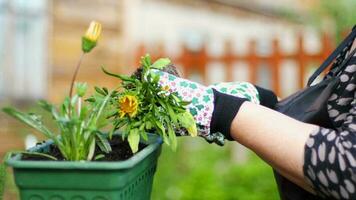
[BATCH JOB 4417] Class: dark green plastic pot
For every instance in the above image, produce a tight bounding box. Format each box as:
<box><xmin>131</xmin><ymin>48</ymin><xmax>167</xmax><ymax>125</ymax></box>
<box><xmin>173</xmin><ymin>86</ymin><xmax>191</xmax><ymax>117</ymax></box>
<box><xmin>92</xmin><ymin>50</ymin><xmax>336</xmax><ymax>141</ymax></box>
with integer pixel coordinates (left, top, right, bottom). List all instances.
<box><xmin>6</xmin><ymin>134</ymin><xmax>162</xmax><ymax>200</ymax></box>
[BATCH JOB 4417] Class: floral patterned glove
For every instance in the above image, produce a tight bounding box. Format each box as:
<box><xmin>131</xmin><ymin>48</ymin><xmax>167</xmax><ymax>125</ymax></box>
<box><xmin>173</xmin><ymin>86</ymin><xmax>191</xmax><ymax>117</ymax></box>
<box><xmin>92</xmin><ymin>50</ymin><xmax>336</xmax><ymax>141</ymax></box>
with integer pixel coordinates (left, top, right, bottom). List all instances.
<box><xmin>152</xmin><ymin>69</ymin><xmax>261</xmax><ymax>145</ymax></box>
<box><xmin>209</xmin><ymin>82</ymin><xmax>260</xmax><ymax>103</ymax></box>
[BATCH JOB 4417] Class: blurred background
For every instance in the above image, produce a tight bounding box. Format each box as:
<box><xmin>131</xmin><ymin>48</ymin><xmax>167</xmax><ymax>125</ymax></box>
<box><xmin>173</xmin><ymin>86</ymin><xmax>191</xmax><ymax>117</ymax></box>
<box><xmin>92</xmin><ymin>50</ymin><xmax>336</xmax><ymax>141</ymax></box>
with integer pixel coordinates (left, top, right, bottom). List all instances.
<box><xmin>0</xmin><ymin>0</ymin><xmax>355</xmax><ymax>199</ymax></box>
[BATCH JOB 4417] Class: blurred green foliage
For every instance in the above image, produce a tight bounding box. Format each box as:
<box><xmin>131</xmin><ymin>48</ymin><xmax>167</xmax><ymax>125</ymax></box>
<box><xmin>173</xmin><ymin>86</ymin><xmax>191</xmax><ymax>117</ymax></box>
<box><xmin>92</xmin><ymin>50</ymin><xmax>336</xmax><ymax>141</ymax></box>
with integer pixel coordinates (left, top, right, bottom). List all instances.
<box><xmin>0</xmin><ymin>163</ymin><xmax>5</xmax><ymax>200</ymax></box>
<box><xmin>312</xmin><ymin>0</ymin><xmax>356</xmax><ymax>43</ymax></box>
<box><xmin>152</xmin><ymin>138</ymin><xmax>279</xmax><ymax>200</ymax></box>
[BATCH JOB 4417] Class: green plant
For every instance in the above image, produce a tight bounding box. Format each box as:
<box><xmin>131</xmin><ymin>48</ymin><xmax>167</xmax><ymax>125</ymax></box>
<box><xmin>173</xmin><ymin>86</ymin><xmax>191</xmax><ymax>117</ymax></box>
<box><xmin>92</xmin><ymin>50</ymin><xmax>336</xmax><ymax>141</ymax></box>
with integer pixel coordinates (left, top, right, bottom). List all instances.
<box><xmin>1</xmin><ymin>21</ymin><xmax>111</xmax><ymax>161</ymax></box>
<box><xmin>2</xmin><ymin>83</ymin><xmax>112</xmax><ymax>161</ymax></box>
<box><xmin>100</xmin><ymin>55</ymin><xmax>197</xmax><ymax>152</ymax></box>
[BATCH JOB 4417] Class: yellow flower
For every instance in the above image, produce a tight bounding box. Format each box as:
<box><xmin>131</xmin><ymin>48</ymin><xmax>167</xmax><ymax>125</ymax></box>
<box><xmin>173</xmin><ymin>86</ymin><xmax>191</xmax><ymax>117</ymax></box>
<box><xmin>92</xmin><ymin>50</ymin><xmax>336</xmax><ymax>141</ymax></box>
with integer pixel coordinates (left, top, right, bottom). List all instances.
<box><xmin>118</xmin><ymin>95</ymin><xmax>139</xmax><ymax>118</ymax></box>
<box><xmin>82</xmin><ymin>21</ymin><xmax>102</xmax><ymax>53</ymax></box>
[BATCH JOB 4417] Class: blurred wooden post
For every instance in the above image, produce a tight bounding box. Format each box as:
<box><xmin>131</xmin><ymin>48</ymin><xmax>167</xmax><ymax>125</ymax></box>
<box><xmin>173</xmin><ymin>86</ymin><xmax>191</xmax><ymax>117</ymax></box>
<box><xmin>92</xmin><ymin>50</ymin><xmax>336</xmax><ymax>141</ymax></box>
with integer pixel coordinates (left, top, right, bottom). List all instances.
<box><xmin>321</xmin><ymin>33</ymin><xmax>334</xmax><ymax>75</ymax></box>
<box><xmin>179</xmin><ymin>43</ymin><xmax>192</xmax><ymax>78</ymax></box>
<box><xmin>296</xmin><ymin>33</ymin><xmax>307</xmax><ymax>88</ymax></box>
<box><xmin>154</xmin><ymin>42</ymin><xmax>165</xmax><ymax>61</ymax></box>
<box><xmin>196</xmin><ymin>43</ymin><xmax>208</xmax><ymax>84</ymax></box>
<box><xmin>270</xmin><ymin>39</ymin><xmax>281</xmax><ymax>96</ymax></box>
<box><xmin>247</xmin><ymin>40</ymin><xmax>258</xmax><ymax>84</ymax></box>
<box><xmin>224</xmin><ymin>40</ymin><xmax>234</xmax><ymax>82</ymax></box>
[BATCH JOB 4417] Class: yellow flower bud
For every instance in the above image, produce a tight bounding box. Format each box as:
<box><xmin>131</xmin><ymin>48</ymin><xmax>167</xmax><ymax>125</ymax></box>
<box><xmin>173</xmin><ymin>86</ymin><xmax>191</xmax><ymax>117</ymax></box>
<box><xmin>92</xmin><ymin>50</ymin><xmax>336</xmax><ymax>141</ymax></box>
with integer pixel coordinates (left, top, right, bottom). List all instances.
<box><xmin>82</xmin><ymin>21</ymin><xmax>102</xmax><ymax>53</ymax></box>
<box><xmin>84</xmin><ymin>21</ymin><xmax>102</xmax><ymax>42</ymax></box>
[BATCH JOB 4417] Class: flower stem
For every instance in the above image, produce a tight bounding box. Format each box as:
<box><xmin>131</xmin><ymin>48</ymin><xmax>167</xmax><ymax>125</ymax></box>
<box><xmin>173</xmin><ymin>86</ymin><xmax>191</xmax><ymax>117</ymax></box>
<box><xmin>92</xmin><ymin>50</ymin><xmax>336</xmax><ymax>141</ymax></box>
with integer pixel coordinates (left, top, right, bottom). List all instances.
<box><xmin>68</xmin><ymin>53</ymin><xmax>85</xmax><ymax>116</ymax></box>
<box><xmin>69</xmin><ymin>53</ymin><xmax>85</xmax><ymax>99</ymax></box>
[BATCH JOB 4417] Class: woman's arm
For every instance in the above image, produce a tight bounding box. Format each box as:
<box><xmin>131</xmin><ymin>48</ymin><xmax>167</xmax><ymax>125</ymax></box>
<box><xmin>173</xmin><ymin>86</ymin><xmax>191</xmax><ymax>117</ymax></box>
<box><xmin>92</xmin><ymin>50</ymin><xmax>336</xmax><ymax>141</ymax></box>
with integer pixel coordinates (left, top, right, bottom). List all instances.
<box><xmin>230</xmin><ymin>101</ymin><xmax>318</xmax><ymax>193</ymax></box>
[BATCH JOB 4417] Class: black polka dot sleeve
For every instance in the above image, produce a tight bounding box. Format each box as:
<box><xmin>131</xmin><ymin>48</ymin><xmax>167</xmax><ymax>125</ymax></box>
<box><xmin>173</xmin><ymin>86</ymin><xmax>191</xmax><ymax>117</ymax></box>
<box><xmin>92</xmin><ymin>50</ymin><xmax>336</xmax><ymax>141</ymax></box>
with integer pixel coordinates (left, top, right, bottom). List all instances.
<box><xmin>303</xmin><ymin>59</ymin><xmax>356</xmax><ymax>199</ymax></box>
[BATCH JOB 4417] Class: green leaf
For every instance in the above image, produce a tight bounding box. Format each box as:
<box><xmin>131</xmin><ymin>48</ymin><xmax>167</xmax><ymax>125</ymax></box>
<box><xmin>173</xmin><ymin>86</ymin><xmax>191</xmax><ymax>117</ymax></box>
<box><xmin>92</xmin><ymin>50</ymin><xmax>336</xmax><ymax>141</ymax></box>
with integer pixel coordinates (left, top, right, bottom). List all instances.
<box><xmin>101</xmin><ymin>67</ymin><xmax>134</xmax><ymax>82</ymax></box>
<box><xmin>94</xmin><ymin>154</ymin><xmax>105</xmax><ymax>161</ymax></box>
<box><xmin>167</xmin><ymin>105</ymin><xmax>177</xmax><ymax>124</ymax></box>
<box><xmin>14</xmin><ymin>151</ymin><xmax>58</xmax><ymax>161</ymax></box>
<box><xmin>85</xmin><ymin>97</ymin><xmax>96</xmax><ymax>103</ymax></box>
<box><xmin>96</xmin><ymin>132</ymin><xmax>112</xmax><ymax>153</ymax></box>
<box><xmin>102</xmin><ymin>87</ymin><xmax>109</xmax><ymax>95</ymax></box>
<box><xmin>75</xmin><ymin>82</ymin><xmax>88</xmax><ymax>97</ymax></box>
<box><xmin>151</xmin><ymin>72</ymin><xmax>160</xmax><ymax>83</ymax></box>
<box><xmin>87</xmin><ymin>138</ymin><xmax>96</xmax><ymax>161</ymax></box>
<box><xmin>151</xmin><ymin>58</ymin><xmax>171</xmax><ymax>70</ymax></box>
<box><xmin>154</xmin><ymin>120</ymin><xmax>169</xmax><ymax>145</ymax></box>
<box><xmin>180</xmin><ymin>101</ymin><xmax>191</xmax><ymax>106</ymax></box>
<box><xmin>167</xmin><ymin>122</ymin><xmax>177</xmax><ymax>151</ymax></box>
<box><xmin>140</xmin><ymin>54</ymin><xmax>152</xmax><ymax>68</ymax></box>
<box><xmin>145</xmin><ymin>121</ymin><xmax>153</xmax><ymax>130</ymax></box>
<box><xmin>178</xmin><ymin>111</ymin><xmax>197</xmax><ymax>137</ymax></box>
<box><xmin>2</xmin><ymin>107</ymin><xmax>56</xmax><ymax>140</ymax></box>
<box><xmin>38</xmin><ymin>100</ymin><xmax>60</xmax><ymax>120</ymax></box>
<box><xmin>94</xmin><ymin>86</ymin><xmax>107</xmax><ymax>96</ymax></box>
<box><xmin>140</xmin><ymin>131</ymin><xmax>148</xmax><ymax>141</ymax></box>
<box><xmin>128</xmin><ymin>128</ymin><xmax>140</xmax><ymax>153</ymax></box>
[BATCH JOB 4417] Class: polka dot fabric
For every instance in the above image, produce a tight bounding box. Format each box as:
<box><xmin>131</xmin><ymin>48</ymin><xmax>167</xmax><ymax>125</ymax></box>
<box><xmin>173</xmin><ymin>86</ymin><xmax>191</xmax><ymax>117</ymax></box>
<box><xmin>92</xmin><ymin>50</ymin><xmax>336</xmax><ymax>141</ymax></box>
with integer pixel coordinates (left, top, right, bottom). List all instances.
<box><xmin>304</xmin><ymin>51</ymin><xmax>356</xmax><ymax>199</ymax></box>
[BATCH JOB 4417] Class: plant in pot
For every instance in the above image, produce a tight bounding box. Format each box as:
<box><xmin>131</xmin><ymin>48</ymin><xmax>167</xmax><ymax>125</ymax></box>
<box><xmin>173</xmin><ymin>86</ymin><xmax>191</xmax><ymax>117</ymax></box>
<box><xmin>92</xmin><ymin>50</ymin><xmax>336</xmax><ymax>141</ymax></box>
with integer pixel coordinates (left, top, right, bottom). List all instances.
<box><xmin>1</xmin><ymin>21</ymin><xmax>196</xmax><ymax>200</ymax></box>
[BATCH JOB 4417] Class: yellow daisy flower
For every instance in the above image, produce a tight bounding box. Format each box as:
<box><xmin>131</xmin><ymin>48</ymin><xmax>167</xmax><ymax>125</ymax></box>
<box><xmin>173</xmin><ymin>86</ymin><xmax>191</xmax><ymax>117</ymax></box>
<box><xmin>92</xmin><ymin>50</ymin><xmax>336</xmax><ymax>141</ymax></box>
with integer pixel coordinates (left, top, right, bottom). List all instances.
<box><xmin>118</xmin><ymin>95</ymin><xmax>139</xmax><ymax>118</ymax></box>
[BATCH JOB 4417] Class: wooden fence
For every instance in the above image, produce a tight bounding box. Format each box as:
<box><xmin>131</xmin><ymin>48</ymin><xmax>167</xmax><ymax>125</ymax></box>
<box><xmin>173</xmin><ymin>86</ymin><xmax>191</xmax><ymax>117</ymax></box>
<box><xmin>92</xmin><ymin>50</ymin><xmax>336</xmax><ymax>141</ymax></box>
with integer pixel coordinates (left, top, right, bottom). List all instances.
<box><xmin>135</xmin><ymin>33</ymin><xmax>334</xmax><ymax>97</ymax></box>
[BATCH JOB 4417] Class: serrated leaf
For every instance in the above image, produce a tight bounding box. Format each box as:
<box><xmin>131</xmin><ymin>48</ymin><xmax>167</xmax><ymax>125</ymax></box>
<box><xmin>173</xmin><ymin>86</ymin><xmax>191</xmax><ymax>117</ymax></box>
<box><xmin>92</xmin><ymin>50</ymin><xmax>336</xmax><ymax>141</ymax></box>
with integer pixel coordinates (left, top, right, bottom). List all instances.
<box><xmin>151</xmin><ymin>58</ymin><xmax>171</xmax><ymax>70</ymax></box>
<box><xmin>128</xmin><ymin>128</ymin><xmax>140</xmax><ymax>153</ymax></box>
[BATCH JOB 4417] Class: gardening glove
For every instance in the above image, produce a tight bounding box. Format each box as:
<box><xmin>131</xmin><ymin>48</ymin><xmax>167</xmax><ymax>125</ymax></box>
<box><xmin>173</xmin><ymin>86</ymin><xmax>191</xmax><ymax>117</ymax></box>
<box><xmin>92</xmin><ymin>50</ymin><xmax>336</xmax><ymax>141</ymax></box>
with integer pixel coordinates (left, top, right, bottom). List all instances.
<box><xmin>151</xmin><ymin>69</ymin><xmax>277</xmax><ymax>145</ymax></box>
<box><xmin>209</xmin><ymin>82</ymin><xmax>278</xmax><ymax>110</ymax></box>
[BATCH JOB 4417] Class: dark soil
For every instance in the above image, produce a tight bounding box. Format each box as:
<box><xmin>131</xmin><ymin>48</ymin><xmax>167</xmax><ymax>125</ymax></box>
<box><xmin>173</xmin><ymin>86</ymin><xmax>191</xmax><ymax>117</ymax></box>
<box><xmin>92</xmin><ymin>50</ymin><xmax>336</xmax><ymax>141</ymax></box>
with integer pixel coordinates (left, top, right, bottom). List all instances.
<box><xmin>21</xmin><ymin>135</ymin><xmax>147</xmax><ymax>161</ymax></box>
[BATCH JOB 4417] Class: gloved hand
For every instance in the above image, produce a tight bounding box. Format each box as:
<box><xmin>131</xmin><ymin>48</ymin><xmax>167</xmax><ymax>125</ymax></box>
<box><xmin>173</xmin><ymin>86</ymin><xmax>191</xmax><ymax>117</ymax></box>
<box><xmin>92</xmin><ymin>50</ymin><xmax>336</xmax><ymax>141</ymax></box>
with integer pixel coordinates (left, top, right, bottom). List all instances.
<box><xmin>151</xmin><ymin>69</ymin><xmax>277</xmax><ymax>145</ymax></box>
